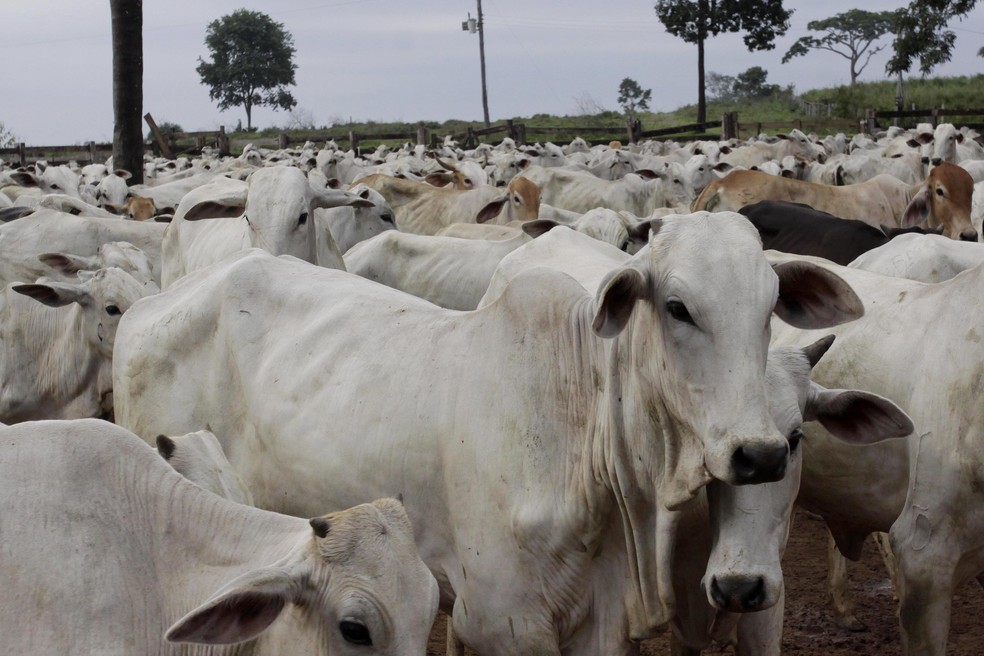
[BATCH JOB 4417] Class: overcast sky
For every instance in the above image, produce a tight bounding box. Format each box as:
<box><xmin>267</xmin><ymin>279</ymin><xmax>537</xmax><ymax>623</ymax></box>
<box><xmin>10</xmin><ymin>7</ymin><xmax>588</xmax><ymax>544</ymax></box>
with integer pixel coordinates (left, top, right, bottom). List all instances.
<box><xmin>5</xmin><ymin>0</ymin><xmax>983</xmax><ymax>145</ymax></box>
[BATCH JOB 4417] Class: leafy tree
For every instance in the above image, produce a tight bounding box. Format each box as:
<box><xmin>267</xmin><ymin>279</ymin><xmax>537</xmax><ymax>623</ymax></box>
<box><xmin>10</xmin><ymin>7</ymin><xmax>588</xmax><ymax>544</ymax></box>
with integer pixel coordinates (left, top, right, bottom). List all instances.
<box><xmin>146</xmin><ymin>121</ymin><xmax>183</xmax><ymax>142</ymax></box>
<box><xmin>196</xmin><ymin>10</ymin><xmax>298</xmax><ymax>131</ymax></box>
<box><xmin>654</xmin><ymin>0</ymin><xmax>792</xmax><ymax>124</ymax></box>
<box><xmin>706</xmin><ymin>71</ymin><xmax>736</xmax><ymax>102</ymax></box>
<box><xmin>782</xmin><ymin>10</ymin><xmax>896</xmax><ymax>85</ymax></box>
<box><xmin>0</xmin><ymin>122</ymin><xmax>16</xmax><ymax>148</ymax></box>
<box><xmin>110</xmin><ymin>0</ymin><xmax>143</xmax><ymax>184</ymax></box>
<box><xmin>888</xmin><ymin>0</ymin><xmax>978</xmax><ymax>74</ymax></box>
<box><xmin>617</xmin><ymin>78</ymin><xmax>652</xmax><ymax>120</ymax></box>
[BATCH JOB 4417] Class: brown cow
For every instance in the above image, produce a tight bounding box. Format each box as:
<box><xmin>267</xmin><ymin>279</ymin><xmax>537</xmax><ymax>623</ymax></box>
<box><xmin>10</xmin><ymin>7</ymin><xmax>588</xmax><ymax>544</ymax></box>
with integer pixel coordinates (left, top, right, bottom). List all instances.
<box><xmin>356</xmin><ymin>173</ymin><xmax>540</xmax><ymax>235</ymax></box>
<box><xmin>693</xmin><ymin>161</ymin><xmax>976</xmax><ymax>241</ymax></box>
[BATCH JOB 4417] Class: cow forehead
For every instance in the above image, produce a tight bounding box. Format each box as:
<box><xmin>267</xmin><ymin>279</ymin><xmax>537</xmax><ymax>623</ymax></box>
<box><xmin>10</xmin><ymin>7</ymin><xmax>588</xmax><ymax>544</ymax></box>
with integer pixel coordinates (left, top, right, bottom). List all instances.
<box><xmin>648</xmin><ymin>212</ymin><xmax>774</xmax><ymax>287</ymax></box>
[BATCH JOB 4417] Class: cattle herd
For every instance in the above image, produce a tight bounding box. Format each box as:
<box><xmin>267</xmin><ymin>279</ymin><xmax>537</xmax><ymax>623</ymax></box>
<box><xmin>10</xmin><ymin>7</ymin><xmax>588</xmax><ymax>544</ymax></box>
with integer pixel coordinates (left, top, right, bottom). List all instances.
<box><xmin>0</xmin><ymin>121</ymin><xmax>982</xmax><ymax>655</ymax></box>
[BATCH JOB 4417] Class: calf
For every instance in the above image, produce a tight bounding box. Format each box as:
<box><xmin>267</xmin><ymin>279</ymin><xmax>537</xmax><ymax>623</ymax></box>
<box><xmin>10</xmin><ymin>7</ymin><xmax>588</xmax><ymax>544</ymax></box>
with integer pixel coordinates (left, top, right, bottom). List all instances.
<box><xmin>0</xmin><ymin>419</ymin><xmax>439</xmax><ymax>655</ymax></box>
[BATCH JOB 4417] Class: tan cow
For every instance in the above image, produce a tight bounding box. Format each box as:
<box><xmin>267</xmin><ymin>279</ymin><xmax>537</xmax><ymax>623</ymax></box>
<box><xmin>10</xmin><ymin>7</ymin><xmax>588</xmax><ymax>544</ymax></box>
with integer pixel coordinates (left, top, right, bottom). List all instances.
<box><xmin>356</xmin><ymin>173</ymin><xmax>540</xmax><ymax>235</ymax></box>
<box><xmin>693</xmin><ymin>161</ymin><xmax>977</xmax><ymax>241</ymax></box>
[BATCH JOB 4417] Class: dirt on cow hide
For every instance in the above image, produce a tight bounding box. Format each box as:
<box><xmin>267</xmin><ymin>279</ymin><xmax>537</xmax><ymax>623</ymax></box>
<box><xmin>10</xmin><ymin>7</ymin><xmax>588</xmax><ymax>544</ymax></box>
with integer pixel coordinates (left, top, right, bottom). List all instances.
<box><xmin>426</xmin><ymin>507</ymin><xmax>984</xmax><ymax>655</ymax></box>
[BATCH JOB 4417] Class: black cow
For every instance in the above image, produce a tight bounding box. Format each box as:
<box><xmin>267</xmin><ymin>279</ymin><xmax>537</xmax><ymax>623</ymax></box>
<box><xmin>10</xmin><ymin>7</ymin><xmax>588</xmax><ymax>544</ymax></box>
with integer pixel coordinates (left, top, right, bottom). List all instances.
<box><xmin>739</xmin><ymin>200</ymin><xmax>942</xmax><ymax>265</ymax></box>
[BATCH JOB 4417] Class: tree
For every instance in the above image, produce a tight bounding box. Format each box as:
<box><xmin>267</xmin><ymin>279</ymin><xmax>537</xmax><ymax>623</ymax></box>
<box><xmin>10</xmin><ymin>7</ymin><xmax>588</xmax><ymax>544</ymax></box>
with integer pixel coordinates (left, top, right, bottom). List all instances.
<box><xmin>782</xmin><ymin>9</ymin><xmax>896</xmax><ymax>85</ymax></box>
<box><xmin>733</xmin><ymin>66</ymin><xmax>779</xmax><ymax>98</ymax></box>
<box><xmin>888</xmin><ymin>0</ymin><xmax>978</xmax><ymax>74</ymax></box>
<box><xmin>0</xmin><ymin>122</ymin><xmax>16</xmax><ymax>148</ymax></box>
<box><xmin>110</xmin><ymin>0</ymin><xmax>144</xmax><ymax>184</ymax></box>
<box><xmin>617</xmin><ymin>78</ymin><xmax>652</xmax><ymax>120</ymax></box>
<box><xmin>196</xmin><ymin>10</ymin><xmax>297</xmax><ymax>131</ymax></box>
<box><xmin>654</xmin><ymin>0</ymin><xmax>792</xmax><ymax>124</ymax></box>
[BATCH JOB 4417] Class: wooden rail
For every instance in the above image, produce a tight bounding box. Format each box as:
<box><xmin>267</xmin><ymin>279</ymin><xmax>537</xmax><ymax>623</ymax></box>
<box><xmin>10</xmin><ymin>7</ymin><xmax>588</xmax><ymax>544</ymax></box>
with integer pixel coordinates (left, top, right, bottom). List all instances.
<box><xmin>3</xmin><ymin>106</ymin><xmax>981</xmax><ymax>167</ymax></box>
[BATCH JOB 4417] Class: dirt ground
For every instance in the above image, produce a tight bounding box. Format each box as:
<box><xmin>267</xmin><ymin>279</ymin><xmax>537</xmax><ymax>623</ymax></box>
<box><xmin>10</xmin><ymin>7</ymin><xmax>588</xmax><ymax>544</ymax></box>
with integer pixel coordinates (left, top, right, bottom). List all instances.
<box><xmin>426</xmin><ymin>508</ymin><xmax>984</xmax><ymax>655</ymax></box>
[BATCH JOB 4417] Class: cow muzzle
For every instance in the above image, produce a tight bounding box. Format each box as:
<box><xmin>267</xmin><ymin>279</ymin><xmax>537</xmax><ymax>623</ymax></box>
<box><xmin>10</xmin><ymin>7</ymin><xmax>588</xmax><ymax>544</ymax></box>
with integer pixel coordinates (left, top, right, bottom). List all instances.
<box><xmin>705</xmin><ymin>574</ymin><xmax>768</xmax><ymax>612</ymax></box>
<box><xmin>730</xmin><ymin>443</ymin><xmax>788</xmax><ymax>484</ymax></box>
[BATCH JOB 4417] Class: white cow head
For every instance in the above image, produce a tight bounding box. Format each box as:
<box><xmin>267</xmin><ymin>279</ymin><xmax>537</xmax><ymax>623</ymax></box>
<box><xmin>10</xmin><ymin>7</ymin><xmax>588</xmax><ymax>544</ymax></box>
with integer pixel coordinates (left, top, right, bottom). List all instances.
<box><xmin>180</xmin><ymin>167</ymin><xmax>373</xmax><ymax>264</ymax></box>
<box><xmin>318</xmin><ymin>183</ymin><xmax>396</xmax><ymax>254</ymax></box>
<box><xmin>165</xmin><ymin>498</ymin><xmax>440</xmax><ymax>654</ymax></box>
<box><xmin>13</xmin><ymin>266</ymin><xmax>151</xmax><ymax>358</ymax></box>
<box><xmin>39</xmin><ymin>241</ymin><xmax>156</xmax><ymax>288</ymax></box>
<box><xmin>701</xmin><ymin>336</ymin><xmax>913</xmax><ymax>614</ymax></box>
<box><xmin>590</xmin><ymin>212</ymin><xmax>865</xmax><ymax>504</ymax></box>
<box><xmin>156</xmin><ymin>430</ymin><xmax>254</xmax><ymax>506</ymax></box>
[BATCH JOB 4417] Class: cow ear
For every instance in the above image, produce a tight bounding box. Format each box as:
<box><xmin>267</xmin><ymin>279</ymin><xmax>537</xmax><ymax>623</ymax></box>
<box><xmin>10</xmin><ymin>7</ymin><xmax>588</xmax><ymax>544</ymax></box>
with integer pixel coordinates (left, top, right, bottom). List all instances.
<box><xmin>900</xmin><ymin>187</ymin><xmax>931</xmax><ymax>229</ymax></box>
<box><xmin>633</xmin><ymin>168</ymin><xmax>663</xmax><ymax>180</ymax></box>
<box><xmin>805</xmin><ymin>383</ymin><xmax>914</xmax><ymax>445</ymax></box>
<box><xmin>627</xmin><ymin>218</ymin><xmax>663</xmax><ymax>245</ymax></box>
<box><xmin>12</xmin><ymin>281</ymin><xmax>89</xmax><ymax>307</ymax></box>
<box><xmin>521</xmin><ymin>218</ymin><xmax>561</xmax><ymax>238</ymax></box>
<box><xmin>8</xmin><ymin>171</ymin><xmax>40</xmax><ymax>188</ymax></box>
<box><xmin>39</xmin><ymin>252</ymin><xmax>98</xmax><ymax>274</ymax></box>
<box><xmin>165</xmin><ymin>568</ymin><xmax>295</xmax><ymax>645</ymax></box>
<box><xmin>312</xmin><ymin>190</ymin><xmax>373</xmax><ymax>210</ymax></box>
<box><xmin>476</xmin><ymin>197</ymin><xmax>508</xmax><ymax>223</ymax></box>
<box><xmin>424</xmin><ymin>172</ymin><xmax>453</xmax><ymax>187</ymax></box>
<box><xmin>772</xmin><ymin>261</ymin><xmax>863</xmax><ymax>329</ymax></box>
<box><xmin>183</xmin><ymin>200</ymin><xmax>245</xmax><ymax>221</ymax></box>
<box><xmin>592</xmin><ymin>267</ymin><xmax>648</xmax><ymax>338</ymax></box>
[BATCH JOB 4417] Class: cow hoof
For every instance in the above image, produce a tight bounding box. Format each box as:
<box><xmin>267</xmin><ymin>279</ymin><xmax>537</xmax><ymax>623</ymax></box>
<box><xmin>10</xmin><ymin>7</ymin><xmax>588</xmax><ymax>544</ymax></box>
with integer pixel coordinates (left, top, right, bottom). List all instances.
<box><xmin>835</xmin><ymin>615</ymin><xmax>867</xmax><ymax>632</ymax></box>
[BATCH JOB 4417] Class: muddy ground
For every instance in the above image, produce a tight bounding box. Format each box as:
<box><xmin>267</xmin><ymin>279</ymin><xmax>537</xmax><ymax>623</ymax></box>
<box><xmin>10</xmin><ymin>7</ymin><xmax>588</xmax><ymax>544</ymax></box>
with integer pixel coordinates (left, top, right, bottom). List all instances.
<box><xmin>426</xmin><ymin>507</ymin><xmax>983</xmax><ymax>655</ymax></box>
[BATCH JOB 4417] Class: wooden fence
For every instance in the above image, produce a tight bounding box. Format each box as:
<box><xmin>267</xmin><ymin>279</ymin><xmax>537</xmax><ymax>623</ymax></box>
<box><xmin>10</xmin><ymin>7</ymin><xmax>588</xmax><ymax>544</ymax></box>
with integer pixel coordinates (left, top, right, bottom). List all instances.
<box><xmin>3</xmin><ymin>106</ymin><xmax>982</xmax><ymax>167</ymax></box>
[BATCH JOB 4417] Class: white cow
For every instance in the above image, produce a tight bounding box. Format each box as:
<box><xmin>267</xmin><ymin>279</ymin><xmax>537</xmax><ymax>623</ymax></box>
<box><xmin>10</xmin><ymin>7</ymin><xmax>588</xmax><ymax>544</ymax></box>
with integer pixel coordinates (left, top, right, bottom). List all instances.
<box><xmin>474</xmin><ymin>225</ymin><xmax>912</xmax><ymax>654</ymax></box>
<box><xmin>0</xmin><ymin>266</ymin><xmax>150</xmax><ymax>423</ymax></box>
<box><xmin>848</xmin><ymin>232</ymin><xmax>984</xmax><ymax>283</ymax></box>
<box><xmin>38</xmin><ymin>240</ymin><xmax>157</xmax><ymax>287</ymax></box>
<box><xmin>769</xmin><ymin>251</ymin><xmax>984</xmax><ymax>655</ymax></box>
<box><xmin>344</xmin><ymin>232</ymin><xmax>530</xmax><ymax>310</ymax></box>
<box><xmin>519</xmin><ymin>164</ymin><xmax>693</xmax><ymax>215</ymax></box>
<box><xmin>316</xmin><ymin>183</ymin><xmax>396</xmax><ymax>254</ymax></box>
<box><xmin>0</xmin><ymin>208</ymin><xmax>166</xmax><ymax>286</ymax></box>
<box><xmin>0</xmin><ymin>419</ymin><xmax>439</xmax><ymax>655</ymax></box>
<box><xmin>161</xmin><ymin>166</ymin><xmax>370</xmax><ymax>288</ymax></box>
<box><xmin>156</xmin><ymin>430</ymin><xmax>254</xmax><ymax>506</ymax></box>
<box><xmin>115</xmin><ymin>212</ymin><xmax>863</xmax><ymax>655</ymax></box>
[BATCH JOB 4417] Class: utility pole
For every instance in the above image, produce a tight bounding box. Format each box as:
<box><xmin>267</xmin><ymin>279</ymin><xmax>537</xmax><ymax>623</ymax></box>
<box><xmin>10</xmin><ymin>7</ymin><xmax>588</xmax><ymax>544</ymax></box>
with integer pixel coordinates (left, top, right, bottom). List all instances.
<box><xmin>462</xmin><ymin>0</ymin><xmax>490</xmax><ymax>127</ymax></box>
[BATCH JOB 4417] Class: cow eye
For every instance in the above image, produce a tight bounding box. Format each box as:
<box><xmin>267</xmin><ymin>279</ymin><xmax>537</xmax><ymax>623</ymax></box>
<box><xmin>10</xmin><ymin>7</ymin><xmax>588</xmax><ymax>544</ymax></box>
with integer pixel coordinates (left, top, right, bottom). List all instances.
<box><xmin>788</xmin><ymin>427</ymin><xmax>803</xmax><ymax>453</ymax></box>
<box><xmin>513</xmin><ymin>193</ymin><xmax>521</xmax><ymax>204</ymax></box>
<box><xmin>339</xmin><ymin>620</ymin><xmax>372</xmax><ymax>646</ymax></box>
<box><xmin>105</xmin><ymin>304</ymin><xmax>122</xmax><ymax>316</ymax></box>
<box><xmin>298</xmin><ymin>211</ymin><xmax>309</xmax><ymax>225</ymax></box>
<box><xmin>619</xmin><ymin>239</ymin><xmax>630</xmax><ymax>251</ymax></box>
<box><xmin>935</xmin><ymin>188</ymin><xmax>944</xmax><ymax>197</ymax></box>
<box><xmin>51</xmin><ymin>184</ymin><xmax>60</xmax><ymax>190</ymax></box>
<box><xmin>666</xmin><ymin>300</ymin><xmax>694</xmax><ymax>325</ymax></box>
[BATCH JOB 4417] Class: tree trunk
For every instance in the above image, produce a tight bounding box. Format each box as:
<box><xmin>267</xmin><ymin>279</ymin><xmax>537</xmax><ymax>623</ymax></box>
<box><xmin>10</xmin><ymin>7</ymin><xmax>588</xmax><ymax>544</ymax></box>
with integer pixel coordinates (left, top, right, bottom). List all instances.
<box><xmin>110</xmin><ymin>0</ymin><xmax>143</xmax><ymax>184</ymax></box>
<box><xmin>245</xmin><ymin>102</ymin><xmax>253</xmax><ymax>132</ymax></box>
<box><xmin>697</xmin><ymin>32</ymin><xmax>706</xmax><ymax>125</ymax></box>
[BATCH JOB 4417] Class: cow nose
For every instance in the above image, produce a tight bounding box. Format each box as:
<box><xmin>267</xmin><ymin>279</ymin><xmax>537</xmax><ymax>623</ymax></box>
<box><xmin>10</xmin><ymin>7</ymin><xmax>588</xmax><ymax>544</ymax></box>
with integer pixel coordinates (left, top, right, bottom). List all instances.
<box><xmin>960</xmin><ymin>230</ymin><xmax>979</xmax><ymax>242</ymax></box>
<box><xmin>931</xmin><ymin>157</ymin><xmax>942</xmax><ymax>166</ymax></box>
<box><xmin>708</xmin><ymin>575</ymin><xmax>767</xmax><ymax>612</ymax></box>
<box><xmin>731</xmin><ymin>443</ymin><xmax>788</xmax><ymax>484</ymax></box>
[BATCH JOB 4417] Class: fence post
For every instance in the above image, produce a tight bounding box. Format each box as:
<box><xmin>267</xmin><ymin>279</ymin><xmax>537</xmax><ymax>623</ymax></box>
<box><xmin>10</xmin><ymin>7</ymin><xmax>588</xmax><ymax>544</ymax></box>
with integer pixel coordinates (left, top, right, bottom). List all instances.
<box><xmin>217</xmin><ymin>126</ymin><xmax>230</xmax><ymax>157</ymax></box>
<box><xmin>416</xmin><ymin>126</ymin><xmax>429</xmax><ymax>146</ymax></box>
<box><xmin>722</xmin><ymin>112</ymin><xmax>738</xmax><ymax>141</ymax></box>
<box><xmin>931</xmin><ymin>107</ymin><xmax>941</xmax><ymax>128</ymax></box>
<box><xmin>516</xmin><ymin>123</ymin><xmax>527</xmax><ymax>146</ymax></box>
<box><xmin>87</xmin><ymin>141</ymin><xmax>97</xmax><ymax>164</ymax></box>
<box><xmin>16</xmin><ymin>143</ymin><xmax>25</xmax><ymax>168</ymax></box>
<box><xmin>278</xmin><ymin>133</ymin><xmax>289</xmax><ymax>150</ymax></box>
<box><xmin>506</xmin><ymin>119</ymin><xmax>517</xmax><ymax>142</ymax></box>
<box><xmin>144</xmin><ymin>113</ymin><xmax>173</xmax><ymax>159</ymax></box>
<box><xmin>349</xmin><ymin>131</ymin><xmax>360</xmax><ymax>155</ymax></box>
<box><xmin>865</xmin><ymin>108</ymin><xmax>877</xmax><ymax>134</ymax></box>
<box><xmin>464</xmin><ymin>127</ymin><xmax>476</xmax><ymax>150</ymax></box>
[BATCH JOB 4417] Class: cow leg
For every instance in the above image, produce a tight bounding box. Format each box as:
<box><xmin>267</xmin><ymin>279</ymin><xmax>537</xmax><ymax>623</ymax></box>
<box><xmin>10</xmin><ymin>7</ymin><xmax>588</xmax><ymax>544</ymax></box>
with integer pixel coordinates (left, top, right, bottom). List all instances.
<box><xmin>892</xmin><ymin>514</ymin><xmax>957</xmax><ymax>656</ymax></box>
<box><xmin>827</xmin><ymin>532</ymin><xmax>867</xmax><ymax>631</ymax></box>
<box><xmin>873</xmin><ymin>530</ymin><xmax>901</xmax><ymax>609</ymax></box>
<box><xmin>446</xmin><ymin>613</ymin><xmax>465</xmax><ymax>656</ymax></box>
<box><xmin>735</xmin><ymin>587</ymin><xmax>783</xmax><ymax>656</ymax></box>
